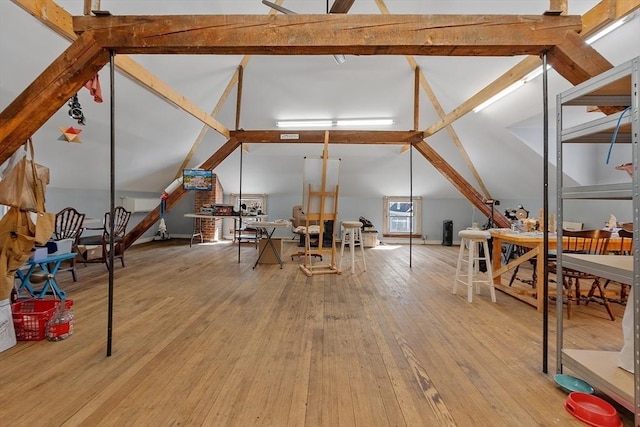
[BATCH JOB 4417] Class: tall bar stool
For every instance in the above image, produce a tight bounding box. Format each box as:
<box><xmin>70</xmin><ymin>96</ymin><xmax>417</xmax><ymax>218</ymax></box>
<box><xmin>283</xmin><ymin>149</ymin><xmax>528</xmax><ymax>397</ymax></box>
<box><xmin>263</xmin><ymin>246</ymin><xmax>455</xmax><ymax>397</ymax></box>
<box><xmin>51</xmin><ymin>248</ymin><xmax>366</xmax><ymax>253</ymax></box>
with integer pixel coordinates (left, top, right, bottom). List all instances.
<box><xmin>339</xmin><ymin>221</ymin><xmax>367</xmax><ymax>274</ymax></box>
<box><xmin>453</xmin><ymin>229</ymin><xmax>496</xmax><ymax>303</ymax></box>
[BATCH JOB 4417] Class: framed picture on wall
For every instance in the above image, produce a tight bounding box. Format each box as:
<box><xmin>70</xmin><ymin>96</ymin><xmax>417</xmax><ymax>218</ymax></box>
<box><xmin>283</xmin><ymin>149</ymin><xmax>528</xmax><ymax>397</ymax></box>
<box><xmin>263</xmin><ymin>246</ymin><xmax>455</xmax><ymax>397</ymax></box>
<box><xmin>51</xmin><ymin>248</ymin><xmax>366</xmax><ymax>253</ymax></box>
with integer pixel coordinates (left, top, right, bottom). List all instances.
<box><xmin>183</xmin><ymin>169</ymin><xmax>213</xmax><ymax>191</ymax></box>
<box><xmin>230</xmin><ymin>193</ymin><xmax>267</xmax><ymax>215</ymax></box>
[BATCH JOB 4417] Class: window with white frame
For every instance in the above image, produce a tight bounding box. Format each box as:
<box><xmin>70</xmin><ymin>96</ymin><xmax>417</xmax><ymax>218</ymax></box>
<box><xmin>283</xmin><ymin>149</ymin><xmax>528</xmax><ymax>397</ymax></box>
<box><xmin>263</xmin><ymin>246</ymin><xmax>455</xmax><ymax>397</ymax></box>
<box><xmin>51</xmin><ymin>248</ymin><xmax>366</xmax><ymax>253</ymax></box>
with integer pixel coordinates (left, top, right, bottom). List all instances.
<box><xmin>382</xmin><ymin>196</ymin><xmax>422</xmax><ymax>237</ymax></box>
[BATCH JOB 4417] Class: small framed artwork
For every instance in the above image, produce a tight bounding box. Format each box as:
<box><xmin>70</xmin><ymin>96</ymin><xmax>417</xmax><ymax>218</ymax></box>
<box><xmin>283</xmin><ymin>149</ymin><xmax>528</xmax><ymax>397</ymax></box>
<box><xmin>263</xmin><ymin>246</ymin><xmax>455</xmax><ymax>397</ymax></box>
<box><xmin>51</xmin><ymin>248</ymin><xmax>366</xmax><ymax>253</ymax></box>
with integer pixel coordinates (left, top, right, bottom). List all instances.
<box><xmin>230</xmin><ymin>193</ymin><xmax>267</xmax><ymax>215</ymax></box>
<box><xmin>183</xmin><ymin>169</ymin><xmax>213</xmax><ymax>191</ymax></box>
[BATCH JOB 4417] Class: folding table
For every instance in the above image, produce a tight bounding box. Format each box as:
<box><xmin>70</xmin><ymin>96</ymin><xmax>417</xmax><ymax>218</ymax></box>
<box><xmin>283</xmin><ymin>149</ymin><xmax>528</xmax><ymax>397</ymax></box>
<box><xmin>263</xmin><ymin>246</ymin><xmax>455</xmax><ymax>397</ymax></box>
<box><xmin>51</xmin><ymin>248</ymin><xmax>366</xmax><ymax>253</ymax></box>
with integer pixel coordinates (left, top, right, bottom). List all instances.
<box><xmin>251</xmin><ymin>221</ymin><xmax>291</xmax><ymax>269</ymax></box>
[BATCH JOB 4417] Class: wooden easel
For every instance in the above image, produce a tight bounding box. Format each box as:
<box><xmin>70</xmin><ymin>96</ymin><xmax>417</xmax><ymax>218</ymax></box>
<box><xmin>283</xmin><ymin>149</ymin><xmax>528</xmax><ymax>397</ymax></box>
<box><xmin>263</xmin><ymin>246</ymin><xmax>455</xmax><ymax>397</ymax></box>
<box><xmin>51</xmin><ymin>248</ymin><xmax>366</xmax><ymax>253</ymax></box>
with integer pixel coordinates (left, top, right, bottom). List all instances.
<box><xmin>300</xmin><ymin>131</ymin><xmax>340</xmax><ymax>276</ymax></box>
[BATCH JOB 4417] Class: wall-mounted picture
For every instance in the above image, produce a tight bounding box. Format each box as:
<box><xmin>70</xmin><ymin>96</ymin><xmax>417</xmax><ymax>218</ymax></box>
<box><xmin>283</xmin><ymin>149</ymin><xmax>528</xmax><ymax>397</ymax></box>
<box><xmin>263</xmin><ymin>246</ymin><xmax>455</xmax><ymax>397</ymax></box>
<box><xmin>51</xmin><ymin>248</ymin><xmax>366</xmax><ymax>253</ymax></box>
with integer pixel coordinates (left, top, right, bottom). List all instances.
<box><xmin>183</xmin><ymin>169</ymin><xmax>213</xmax><ymax>191</ymax></box>
<box><xmin>230</xmin><ymin>193</ymin><xmax>267</xmax><ymax>215</ymax></box>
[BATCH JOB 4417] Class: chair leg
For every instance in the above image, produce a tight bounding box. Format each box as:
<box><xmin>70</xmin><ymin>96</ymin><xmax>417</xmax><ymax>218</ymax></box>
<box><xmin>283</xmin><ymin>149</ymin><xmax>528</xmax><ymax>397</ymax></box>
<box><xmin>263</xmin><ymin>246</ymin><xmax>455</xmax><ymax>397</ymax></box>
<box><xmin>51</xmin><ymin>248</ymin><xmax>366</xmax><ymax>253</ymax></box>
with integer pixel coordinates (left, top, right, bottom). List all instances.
<box><xmin>338</xmin><ymin>230</ymin><xmax>347</xmax><ymax>271</ymax></box>
<box><xmin>357</xmin><ymin>229</ymin><xmax>366</xmax><ymax>272</ymax></box>
<box><xmin>621</xmin><ymin>284</ymin><xmax>629</xmax><ymax>304</ymax></box>
<box><xmin>564</xmin><ymin>277</ymin><xmax>573</xmax><ymax>320</ymax></box>
<box><xmin>453</xmin><ymin>239</ymin><xmax>465</xmax><ymax>295</ymax></box>
<box><xmin>586</xmin><ymin>280</ymin><xmax>615</xmax><ymax>321</ymax></box>
<box><xmin>508</xmin><ymin>265</ymin><xmax>520</xmax><ymax>287</ymax></box>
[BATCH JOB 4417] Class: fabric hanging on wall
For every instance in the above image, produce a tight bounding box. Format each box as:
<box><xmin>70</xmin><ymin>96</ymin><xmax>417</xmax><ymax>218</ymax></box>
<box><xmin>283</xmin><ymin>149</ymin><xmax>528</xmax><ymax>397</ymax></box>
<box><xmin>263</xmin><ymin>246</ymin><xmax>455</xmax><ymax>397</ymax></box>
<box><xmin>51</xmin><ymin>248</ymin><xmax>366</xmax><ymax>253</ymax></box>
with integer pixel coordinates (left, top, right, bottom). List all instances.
<box><xmin>84</xmin><ymin>73</ymin><xmax>103</xmax><ymax>103</ymax></box>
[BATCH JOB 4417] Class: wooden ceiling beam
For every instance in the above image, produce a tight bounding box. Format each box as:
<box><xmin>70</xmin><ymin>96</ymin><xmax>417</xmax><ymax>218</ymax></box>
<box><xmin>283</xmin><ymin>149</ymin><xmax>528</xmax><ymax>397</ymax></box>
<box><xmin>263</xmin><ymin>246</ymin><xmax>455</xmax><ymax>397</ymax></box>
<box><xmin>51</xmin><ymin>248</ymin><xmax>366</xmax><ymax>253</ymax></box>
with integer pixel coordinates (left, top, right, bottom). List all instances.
<box><xmin>0</xmin><ymin>31</ymin><xmax>110</xmax><ymax>161</ymax></box>
<box><xmin>174</xmin><ymin>56</ymin><xmax>252</xmax><ymax>180</ymax></box>
<box><xmin>125</xmin><ymin>137</ymin><xmax>242</xmax><ymax>248</ymax></box>
<box><xmin>229</xmin><ymin>130</ymin><xmax>424</xmax><ymax>144</ymax></box>
<box><xmin>548</xmin><ymin>0</ymin><xmax>568</xmax><ymax>14</ymax></box>
<box><xmin>73</xmin><ymin>14</ymin><xmax>582</xmax><ymax>56</ymax></box>
<box><xmin>374</xmin><ymin>0</ymin><xmax>493</xmax><ymax>199</ymax></box>
<box><xmin>547</xmin><ymin>30</ymin><xmax>626</xmax><ymax>114</ymax></box>
<box><xmin>329</xmin><ymin>0</ymin><xmax>356</xmax><ymax>14</ymax></box>
<box><xmin>11</xmin><ymin>0</ymin><xmax>229</xmax><ymax>139</ymax></box>
<box><xmin>412</xmin><ymin>140</ymin><xmax>511</xmax><ymax>228</ymax></box>
<box><xmin>414</xmin><ymin>141</ymin><xmax>511</xmax><ymax>228</ymax></box>
<box><xmin>425</xmin><ymin>0</ymin><xmax>640</xmax><ymax>137</ymax></box>
<box><xmin>547</xmin><ymin>30</ymin><xmax>614</xmax><ymax>84</ymax></box>
<box><xmin>410</xmin><ymin>57</ymin><xmax>494</xmax><ymax>199</ymax></box>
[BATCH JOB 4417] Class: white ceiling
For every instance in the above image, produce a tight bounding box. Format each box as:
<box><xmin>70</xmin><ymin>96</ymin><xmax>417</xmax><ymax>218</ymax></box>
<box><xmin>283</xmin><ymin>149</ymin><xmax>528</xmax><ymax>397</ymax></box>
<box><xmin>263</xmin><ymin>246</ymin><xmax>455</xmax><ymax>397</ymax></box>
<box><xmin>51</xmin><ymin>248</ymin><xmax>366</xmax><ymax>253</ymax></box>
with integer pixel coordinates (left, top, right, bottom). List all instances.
<box><xmin>1</xmin><ymin>1</ymin><xmax>638</xmax><ymax>201</ymax></box>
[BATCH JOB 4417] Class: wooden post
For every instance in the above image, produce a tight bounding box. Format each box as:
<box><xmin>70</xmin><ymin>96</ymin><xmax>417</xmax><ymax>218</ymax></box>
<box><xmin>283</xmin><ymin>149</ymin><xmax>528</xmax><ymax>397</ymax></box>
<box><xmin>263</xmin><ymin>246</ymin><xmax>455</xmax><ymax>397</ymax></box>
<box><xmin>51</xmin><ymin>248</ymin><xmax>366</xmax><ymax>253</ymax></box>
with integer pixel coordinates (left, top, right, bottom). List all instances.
<box><xmin>84</xmin><ymin>0</ymin><xmax>101</xmax><ymax>15</ymax></box>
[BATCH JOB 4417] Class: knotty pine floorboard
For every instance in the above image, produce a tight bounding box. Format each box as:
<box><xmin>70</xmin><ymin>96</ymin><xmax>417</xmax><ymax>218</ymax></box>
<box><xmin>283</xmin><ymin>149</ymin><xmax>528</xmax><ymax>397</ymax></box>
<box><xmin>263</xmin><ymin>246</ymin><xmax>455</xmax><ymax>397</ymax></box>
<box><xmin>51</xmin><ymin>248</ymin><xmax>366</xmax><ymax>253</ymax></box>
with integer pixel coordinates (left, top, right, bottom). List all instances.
<box><xmin>0</xmin><ymin>239</ymin><xmax>632</xmax><ymax>426</ymax></box>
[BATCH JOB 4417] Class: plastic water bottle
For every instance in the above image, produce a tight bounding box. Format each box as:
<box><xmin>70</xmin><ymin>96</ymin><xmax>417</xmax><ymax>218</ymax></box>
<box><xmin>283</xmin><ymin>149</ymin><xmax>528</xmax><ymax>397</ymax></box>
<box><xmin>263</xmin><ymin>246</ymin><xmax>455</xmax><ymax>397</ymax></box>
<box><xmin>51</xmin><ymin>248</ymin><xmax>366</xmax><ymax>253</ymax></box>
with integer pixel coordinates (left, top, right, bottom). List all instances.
<box><xmin>46</xmin><ymin>303</ymin><xmax>74</xmax><ymax>341</ymax></box>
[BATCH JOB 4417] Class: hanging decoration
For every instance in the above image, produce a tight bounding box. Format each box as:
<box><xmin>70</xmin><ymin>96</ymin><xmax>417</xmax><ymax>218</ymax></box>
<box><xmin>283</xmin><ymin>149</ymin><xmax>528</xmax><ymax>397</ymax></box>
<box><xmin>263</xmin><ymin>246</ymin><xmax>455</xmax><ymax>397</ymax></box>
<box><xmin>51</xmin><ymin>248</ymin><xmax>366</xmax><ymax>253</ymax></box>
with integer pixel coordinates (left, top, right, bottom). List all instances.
<box><xmin>67</xmin><ymin>94</ymin><xmax>85</xmax><ymax>125</ymax></box>
<box><xmin>58</xmin><ymin>126</ymin><xmax>82</xmax><ymax>143</ymax></box>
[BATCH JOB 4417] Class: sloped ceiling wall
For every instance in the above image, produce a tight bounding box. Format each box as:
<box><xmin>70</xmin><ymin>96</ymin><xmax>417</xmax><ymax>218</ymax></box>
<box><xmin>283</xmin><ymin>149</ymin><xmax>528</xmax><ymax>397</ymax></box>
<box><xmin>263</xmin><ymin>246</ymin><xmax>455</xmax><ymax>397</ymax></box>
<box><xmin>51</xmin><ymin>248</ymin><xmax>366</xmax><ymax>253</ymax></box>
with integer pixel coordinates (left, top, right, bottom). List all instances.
<box><xmin>1</xmin><ymin>1</ymin><xmax>638</xmax><ymax>203</ymax></box>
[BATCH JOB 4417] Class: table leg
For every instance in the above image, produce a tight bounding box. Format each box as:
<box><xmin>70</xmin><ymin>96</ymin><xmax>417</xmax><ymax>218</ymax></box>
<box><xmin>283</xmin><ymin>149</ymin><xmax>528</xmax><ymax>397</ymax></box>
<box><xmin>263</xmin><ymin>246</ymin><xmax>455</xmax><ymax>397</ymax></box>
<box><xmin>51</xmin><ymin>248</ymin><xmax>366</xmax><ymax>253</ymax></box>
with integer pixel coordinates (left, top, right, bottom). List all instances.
<box><xmin>535</xmin><ymin>242</ymin><xmax>545</xmax><ymax>311</ymax></box>
<box><xmin>190</xmin><ymin>217</ymin><xmax>203</xmax><ymax>247</ymax></box>
<box><xmin>35</xmin><ymin>261</ymin><xmax>67</xmax><ymax>299</ymax></box>
<box><xmin>491</xmin><ymin>238</ymin><xmax>540</xmax><ymax>309</ymax></box>
<box><xmin>253</xmin><ymin>227</ymin><xmax>284</xmax><ymax>269</ymax></box>
<box><xmin>15</xmin><ymin>264</ymin><xmax>38</xmax><ymax>297</ymax></box>
<box><xmin>492</xmin><ymin>237</ymin><xmax>502</xmax><ymax>285</ymax></box>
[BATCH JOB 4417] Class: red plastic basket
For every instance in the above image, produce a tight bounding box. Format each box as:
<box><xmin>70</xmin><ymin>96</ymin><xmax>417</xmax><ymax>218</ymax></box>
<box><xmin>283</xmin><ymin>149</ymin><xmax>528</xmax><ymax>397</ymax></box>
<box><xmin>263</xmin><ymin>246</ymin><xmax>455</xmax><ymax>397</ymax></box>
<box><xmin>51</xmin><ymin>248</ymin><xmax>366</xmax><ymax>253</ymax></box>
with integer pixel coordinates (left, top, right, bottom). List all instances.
<box><xmin>11</xmin><ymin>299</ymin><xmax>74</xmax><ymax>341</ymax></box>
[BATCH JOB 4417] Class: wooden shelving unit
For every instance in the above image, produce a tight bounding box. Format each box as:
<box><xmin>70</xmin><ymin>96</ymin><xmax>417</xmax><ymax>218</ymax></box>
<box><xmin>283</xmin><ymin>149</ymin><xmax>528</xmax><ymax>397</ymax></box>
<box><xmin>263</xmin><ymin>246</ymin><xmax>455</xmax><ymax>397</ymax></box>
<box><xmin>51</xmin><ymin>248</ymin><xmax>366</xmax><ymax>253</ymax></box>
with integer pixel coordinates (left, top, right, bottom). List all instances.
<box><xmin>555</xmin><ymin>57</ymin><xmax>639</xmax><ymax>422</ymax></box>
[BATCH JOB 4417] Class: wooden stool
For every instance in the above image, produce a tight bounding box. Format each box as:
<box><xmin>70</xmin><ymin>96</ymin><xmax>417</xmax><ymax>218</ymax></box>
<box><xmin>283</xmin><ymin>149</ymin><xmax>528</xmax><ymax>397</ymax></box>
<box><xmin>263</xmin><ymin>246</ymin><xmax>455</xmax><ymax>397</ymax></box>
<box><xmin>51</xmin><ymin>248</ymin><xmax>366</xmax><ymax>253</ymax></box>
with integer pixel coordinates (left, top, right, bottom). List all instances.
<box><xmin>339</xmin><ymin>221</ymin><xmax>367</xmax><ymax>274</ymax></box>
<box><xmin>453</xmin><ymin>229</ymin><xmax>496</xmax><ymax>302</ymax></box>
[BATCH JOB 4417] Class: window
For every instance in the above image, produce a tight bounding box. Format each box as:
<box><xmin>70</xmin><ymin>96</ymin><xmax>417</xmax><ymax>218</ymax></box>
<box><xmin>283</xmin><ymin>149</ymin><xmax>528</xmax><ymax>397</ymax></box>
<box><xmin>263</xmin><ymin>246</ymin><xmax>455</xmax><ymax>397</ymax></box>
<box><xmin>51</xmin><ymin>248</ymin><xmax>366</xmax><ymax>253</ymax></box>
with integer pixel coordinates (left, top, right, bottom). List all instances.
<box><xmin>382</xmin><ymin>196</ymin><xmax>422</xmax><ymax>237</ymax></box>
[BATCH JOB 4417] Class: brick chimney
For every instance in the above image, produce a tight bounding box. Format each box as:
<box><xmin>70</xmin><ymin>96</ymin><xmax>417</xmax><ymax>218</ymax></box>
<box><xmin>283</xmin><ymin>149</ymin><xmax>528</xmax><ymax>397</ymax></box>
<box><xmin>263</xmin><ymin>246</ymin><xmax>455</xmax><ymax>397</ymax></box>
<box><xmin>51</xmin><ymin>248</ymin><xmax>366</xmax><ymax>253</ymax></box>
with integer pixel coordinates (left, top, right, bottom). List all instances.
<box><xmin>193</xmin><ymin>174</ymin><xmax>223</xmax><ymax>241</ymax></box>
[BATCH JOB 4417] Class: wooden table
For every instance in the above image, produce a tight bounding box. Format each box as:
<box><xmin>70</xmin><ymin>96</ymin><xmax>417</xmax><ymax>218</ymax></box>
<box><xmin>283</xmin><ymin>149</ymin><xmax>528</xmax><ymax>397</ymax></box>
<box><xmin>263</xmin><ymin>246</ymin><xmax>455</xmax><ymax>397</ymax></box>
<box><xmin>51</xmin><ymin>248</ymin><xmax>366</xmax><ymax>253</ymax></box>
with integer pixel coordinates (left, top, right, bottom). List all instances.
<box><xmin>489</xmin><ymin>229</ymin><xmax>629</xmax><ymax>311</ymax></box>
<box><xmin>184</xmin><ymin>213</ymin><xmax>267</xmax><ymax>247</ymax></box>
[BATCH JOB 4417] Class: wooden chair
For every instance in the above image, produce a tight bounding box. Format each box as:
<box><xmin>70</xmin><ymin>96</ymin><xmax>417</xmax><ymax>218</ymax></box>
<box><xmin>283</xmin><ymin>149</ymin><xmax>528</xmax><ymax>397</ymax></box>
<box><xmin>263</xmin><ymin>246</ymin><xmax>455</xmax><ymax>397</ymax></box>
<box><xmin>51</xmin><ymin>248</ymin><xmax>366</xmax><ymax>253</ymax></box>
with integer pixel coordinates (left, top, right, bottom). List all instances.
<box><xmin>598</xmin><ymin>228</ymin><xmax>633</xmax><ymax>304</ymax></box>
<box><xmin>54</xmin><ymin>207</ymin><xmax>86</xmax><ymax>281</ymax></box>
<box><xmin>548</xmin><ymin>229</ymin><xmax>613</xmax><ymax>320</ymax></box>
<box><xmin>79</xmin><ymin>206</ymin><xmax>132</xmax><ymax>270</ymax></box>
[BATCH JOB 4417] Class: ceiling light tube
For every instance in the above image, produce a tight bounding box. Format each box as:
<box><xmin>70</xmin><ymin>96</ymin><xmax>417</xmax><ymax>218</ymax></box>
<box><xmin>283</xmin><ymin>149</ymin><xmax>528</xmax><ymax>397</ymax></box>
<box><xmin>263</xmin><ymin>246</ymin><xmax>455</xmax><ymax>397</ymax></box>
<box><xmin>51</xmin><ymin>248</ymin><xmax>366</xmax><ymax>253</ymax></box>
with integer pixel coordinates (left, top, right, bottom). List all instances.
<box><xmin>473</xmin><ymin>81</ymin><xmax>524</xmax><ymax>113</ymax></box>
<box><xmin>276</xmin><ymin>118</ymin><xmax>394</xmax><ymax>128</ymax></box>
<box><xmin>276</xmin><ymin>120</ymin><xmax>333</xmax><ymax>128</ymax></box>
<box><xmin>523</xmin><ymin>64</ymin><xmax>552</xmax><ymax>83</ymax></box>
<box><xmin>336</xmin><ymin>119</ymin><xmax>394</xmax><ymax>126</ymax></box>
<box><xmin>585</xmin><ymin>17</ymin><xmax>628</xmax><ymax>44</ymax></box>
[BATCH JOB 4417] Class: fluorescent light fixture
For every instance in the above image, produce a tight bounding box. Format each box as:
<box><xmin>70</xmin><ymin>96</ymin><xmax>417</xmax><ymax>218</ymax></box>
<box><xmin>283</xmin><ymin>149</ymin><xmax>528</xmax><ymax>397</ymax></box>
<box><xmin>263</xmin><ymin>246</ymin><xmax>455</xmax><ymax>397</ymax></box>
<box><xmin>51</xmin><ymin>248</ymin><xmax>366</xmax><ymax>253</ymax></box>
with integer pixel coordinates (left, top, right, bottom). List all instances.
<box><xmin>523</xmin><ymin>64</ymin><xmax>552</xmax><ymax>83</ymax></box>
<box><xmin>473</xmin><ymin>81</ymin><xmax>524</xmax><ymax>113</ymax></box>
<box><xmin>471</xmin><ymin>14</ymin><xmax>632</xmax><ymax>114</ymax></box>
<box><xmin>336</xmin><ymin>118</ymin><xmax>394</xmax><ymax>126</ymax></box>
<box><xmin>585</xmin><ymin>16</ymin><xmax>629</xmax><ymax>44</ymax></box>
<box><xmin>276</xmin><ymin>120</ymin><xmax>333</xmax><ymax>128</ymax></box>
<box><xmin>276</xmin><ymin>118</ymin><xmax>394</xmax><ymax>128</ymax></box>
<box><xmin>473</xmin><ymin>64</ymin><xmax>552</xmax><ymax>113</ymax></box>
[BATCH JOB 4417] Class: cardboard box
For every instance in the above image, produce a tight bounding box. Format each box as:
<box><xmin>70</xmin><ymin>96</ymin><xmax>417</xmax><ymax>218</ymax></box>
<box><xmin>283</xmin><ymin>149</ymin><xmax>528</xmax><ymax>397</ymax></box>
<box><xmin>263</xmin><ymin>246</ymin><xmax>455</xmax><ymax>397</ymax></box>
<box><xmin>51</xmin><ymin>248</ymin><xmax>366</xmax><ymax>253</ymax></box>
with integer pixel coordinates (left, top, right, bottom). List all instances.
<box><xmin>77</xmin><ymin>244</ymin><xmax>103</xmax><ymax>261</ymax></box>
<box><xmin>257</xmin><ymin>238</ymin><xmax>283</xmax><ymax>264</ymax></box>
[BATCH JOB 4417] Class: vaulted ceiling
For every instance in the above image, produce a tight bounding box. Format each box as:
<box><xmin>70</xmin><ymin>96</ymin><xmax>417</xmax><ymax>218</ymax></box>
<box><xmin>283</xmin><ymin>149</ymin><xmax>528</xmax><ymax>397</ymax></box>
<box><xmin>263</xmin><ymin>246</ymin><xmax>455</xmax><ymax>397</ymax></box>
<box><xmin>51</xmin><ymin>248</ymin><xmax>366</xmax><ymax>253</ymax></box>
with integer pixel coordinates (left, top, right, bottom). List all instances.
<box><xmin>1</xmin><ymin>0</ymin><xmax>639</xmax><ymax>239</ymax></box>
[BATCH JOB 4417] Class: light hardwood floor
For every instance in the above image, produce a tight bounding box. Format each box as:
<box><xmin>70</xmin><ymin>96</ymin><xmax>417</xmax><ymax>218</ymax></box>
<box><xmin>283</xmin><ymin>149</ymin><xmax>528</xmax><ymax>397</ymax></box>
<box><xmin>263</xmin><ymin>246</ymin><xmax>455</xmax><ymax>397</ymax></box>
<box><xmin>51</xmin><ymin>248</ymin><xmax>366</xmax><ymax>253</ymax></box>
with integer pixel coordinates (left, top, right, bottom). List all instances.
<box><xmin>0</xmin><ymin>239</ymin><xmax>633</xmax><ymax>426</ymax></box>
